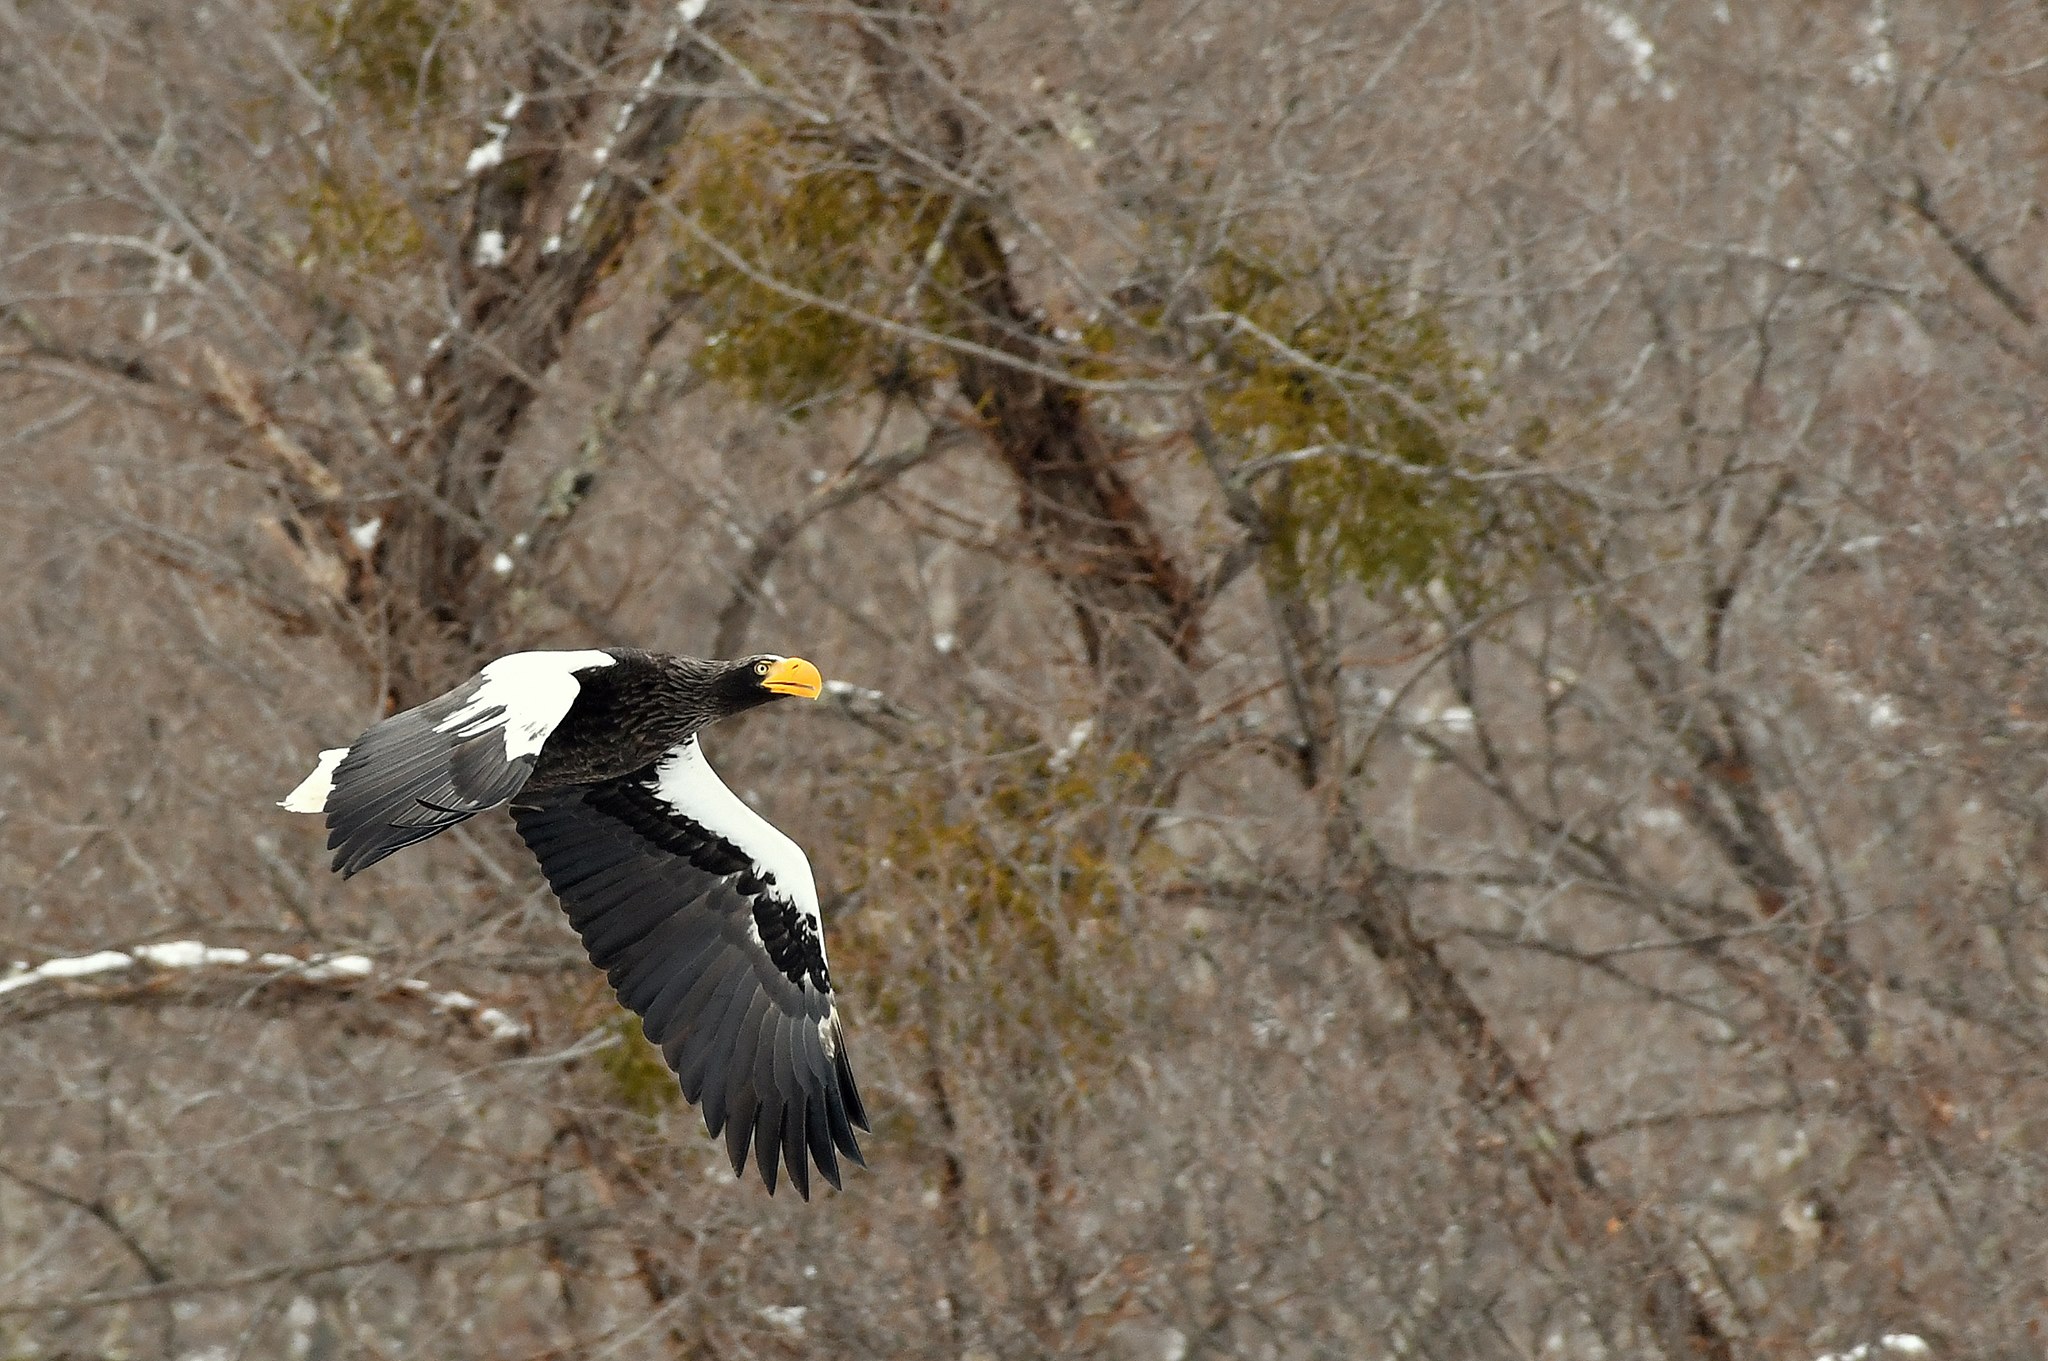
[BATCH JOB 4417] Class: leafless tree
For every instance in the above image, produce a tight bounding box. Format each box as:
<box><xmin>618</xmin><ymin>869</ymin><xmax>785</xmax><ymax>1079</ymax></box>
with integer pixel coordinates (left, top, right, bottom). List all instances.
<box><xmin>4</xmin><ymin>0</ymin><xmax>2045</xmax><ymax>1357</ymax></box>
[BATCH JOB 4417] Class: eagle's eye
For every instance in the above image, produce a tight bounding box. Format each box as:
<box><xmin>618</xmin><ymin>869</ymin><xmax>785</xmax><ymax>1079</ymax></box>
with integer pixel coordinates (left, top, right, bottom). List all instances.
<box><xmin>754</xmin><ymin>660</ymin><xmax>770</xmax><ymax>676</ymax></box>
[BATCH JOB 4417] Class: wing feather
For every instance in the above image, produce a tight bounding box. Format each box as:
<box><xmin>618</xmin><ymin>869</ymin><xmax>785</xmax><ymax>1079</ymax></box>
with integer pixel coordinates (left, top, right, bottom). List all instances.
<box><xmin>697</xmin><ymin>966</ymin><xmax>762</xmax><ymax>1137</ymax></box>
<box><xmin>782</xmin><ymin>1095</ymin><xmax>811</xmax><ymax>1200</ymax></box>
<box><xmin>512</xmin><ymin>761</ymin><xmax>865</xmax><ymax>1196</ymax></box>
<box><xmin>289</xmin><ymin>650</ymin><xmax>615</xmax><ymax>877</ymax></box>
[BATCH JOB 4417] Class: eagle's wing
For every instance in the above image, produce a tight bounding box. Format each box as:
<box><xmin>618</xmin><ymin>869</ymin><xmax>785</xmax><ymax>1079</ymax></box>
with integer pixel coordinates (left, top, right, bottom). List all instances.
<box><xmin>511</xmin><ymin>736</ymin><xmax>866</xmax><ymax>1197</ymax></box>
<box><xmin>281</xmin><ymin>650</ymin><xmax>617</xmax><ymax>877</ymax></box>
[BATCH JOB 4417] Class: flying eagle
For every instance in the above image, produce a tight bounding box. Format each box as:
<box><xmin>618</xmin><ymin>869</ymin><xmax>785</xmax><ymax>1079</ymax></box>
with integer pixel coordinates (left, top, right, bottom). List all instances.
<box><xmin>281</xmin><ymin>649</ymin><xmax>866</xmax><ymax>1198</ymax></box>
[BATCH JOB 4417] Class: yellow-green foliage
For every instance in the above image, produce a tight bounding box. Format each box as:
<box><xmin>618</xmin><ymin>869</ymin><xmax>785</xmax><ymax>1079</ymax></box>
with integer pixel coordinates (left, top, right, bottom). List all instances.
<box><xmin>597</xmin><ymin>1012</ymin><xmax>678</xmax><ymax>1118</ymax></box>
<box><xmin>287</xmin><ymin>0</ymin><xmax>462</xmax><ymax>115</ymax></box>
<box><xmin>669</xmin><ymin>126</ymin><xmax>956</xmax><ymax>412</ymax></box>
<box><xmin>1203</xmin><ymin>241</ymin><xmax>1497</xmax><ymax>596</ymax></box>
<box><xmin>293</xmin><ymin>168</ymin><xmax>425</xmax><ymax>271</ymax></box>
<box><xmin>838</xmin><ymin>742</ymin><xmax>1160</xmax><ymax>1092</ymax></box>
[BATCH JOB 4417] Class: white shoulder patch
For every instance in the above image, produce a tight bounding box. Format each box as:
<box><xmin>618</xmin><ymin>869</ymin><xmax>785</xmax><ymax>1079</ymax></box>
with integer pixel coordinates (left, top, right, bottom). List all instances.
<box><xmin>434</xmin><ymin>649</ymin><xmax>616</xmax><ymax>760</ymax></box>
<box><xmin>651</xmin><ymin>738</ymin><xmax>820</xmax><ymax>918</ymax></box>
<box><xmin>280</xmin><ymin>747</ymin><xmax>348</xmax><ymax>813</ymax></box>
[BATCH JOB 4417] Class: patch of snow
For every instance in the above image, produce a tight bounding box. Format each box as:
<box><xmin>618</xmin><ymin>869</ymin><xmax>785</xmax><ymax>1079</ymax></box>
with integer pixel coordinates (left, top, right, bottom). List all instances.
<box><xmin>1848</xmin><ymin>3</ymin><xmax>1897</xmax><ymax>87</ymax></box>
<box><xmin>1812</xmin><ymin>1335</ymin><xmax>1931</xmax><ymax>1361</ymax></box>
<box><xmin>286</xmin><ymin>1295</ymin><xmax>319</xmax><ymax>1360</ymax></box>
<box><xmin>758</xmin><ymin>1304</ymin><xmax>807</xmax><ymax>1335</ymax></box>
<box><xmin>134</xmin><ymin>941</ymin><xmax>250</xmax><ymax>969</ymax></box>
<box><xmin>1586</xmin><ymin>3</ymin><xmax>1675</xmax><ymax>99</ymax></box>
<box><xmin>1635</xmin><ymin>806</ymin><xmax>1685</xmax><ymax>833</ymax></box>
<box><xmin>1825</xmin><ymin>672</ymin><xmax>1905</xmax><ymax>734</ymax></box>
<box><xmin>552</xmin><ymin>1</ymin><xmax>697</xmax><ymax>255</ymax></box>
<box><xmin>1049</xmin><ymin>719</ymin><xmax>1095</xmax><ymax>773</ymax></box>
<box><xmin>821</xmin><ymin>678</ymin><xmax>892</xmax><ymax>718</ymax></box>
<box><xmin>0</xmin><ymin>950</ymin><xmax>135</xmax><ymax>997</ymax></box>
<box><xmin>473</xmin><ymin>229</ymin><xmax>508</xmax><ymax>269</ymax></box>
<box><xmin>41</xmin><ymin>950</ymin><xmax>136</xmax><ymax>978</ymax></box>
<box><xmin>303</xmin><ymin>954</ymin><xmax>374</xmax><ymax>980</ymax></box>
<box><xmin>390</xmin><ymin>978</ymin><xmax>530</xmax><ymax>1040</ymax></box>
<box><xmin>491</xmin><ymin>551</ymin><xmax>515</xmax><ymax>575</ymax></box>
<box><xmin>0</xmin><ymin>942</ymin><xmax>530</xmax><ymax>1043</ymax></box>
<box><xmin>348</xmin><ymin>516</ymin><xmax>382</xmax><ymax>551</ymax></box>
<box><xmin>1410</xmin><ymin>700</ymin><xmax>1475</xmax><ymax>736</ymax></box>
<box><xmin>472</xmin><ymin>1007</ymin><xmax>529</xmax><ymax>1042</ymax></box>
<box><xmin>464</xmin><ymin>92</ymin><xmax>525</xmax><ymax>176</ymax></box>
<box><xmin>1434</xmin><ymin>705</ymin><xmax>1475</xmax><ymax>736</ymax></box>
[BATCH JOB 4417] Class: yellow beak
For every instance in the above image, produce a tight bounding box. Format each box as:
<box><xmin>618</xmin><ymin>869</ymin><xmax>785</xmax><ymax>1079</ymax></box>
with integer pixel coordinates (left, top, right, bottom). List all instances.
<box><xmin>761</xmin><ymin>655</ymin><xmax>824</xmax><ymax>700</ymax></box>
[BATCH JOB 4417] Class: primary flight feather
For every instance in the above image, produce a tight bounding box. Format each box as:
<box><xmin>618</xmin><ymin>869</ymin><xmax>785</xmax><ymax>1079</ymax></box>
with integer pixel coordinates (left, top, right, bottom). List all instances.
<box><xmin>281</xmin><ymin>648</ymin><xmax>866</xmax><ymax>1198</ymax></box>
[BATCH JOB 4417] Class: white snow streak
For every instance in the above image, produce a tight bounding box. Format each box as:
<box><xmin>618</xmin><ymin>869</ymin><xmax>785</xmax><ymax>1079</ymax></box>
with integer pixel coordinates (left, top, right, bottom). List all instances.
<box><xmin>548</xmin><ymin>2</ymin><xmax>698</xmax><ymax>255</ymax></box>
<box><xmin>464</xmin><ymin>92</ymin><xmax>525</xmax><ymax>176</ymax></box>
<box><xmin>392</xmin><ymin>977</ymin><xmax>528</xmax><ymax>1041</ymax></box>
<box><xmin>1823</xmin><ymin>671</ymin><xmax>1906</xmax><ymax>734</ymax></box>
<box><xmin>1048</xmin><ymin>718</ymin><xmax>1095</xmax><ymax>773</ymax></box>
<box><xmin>304</xmin><ymin>954</ymin><xmax>374</xmax><ymax>980</ymax></box>
<box><xmin>1586</xmin><ymin>3</ymin><xmax>1675</xmax><ymax>99</ymax></box>
<box><xmin>473</xmin><ymin>229</ymin><xmax>508</xmax><ymax>269</ymax></box>
<box><xmin>1848</xmin><ymin>3</ymin><xmax>1897</xmax><ymax>87</ymax></box>
<box><xmin>757</xmin><ymin>1305</ymin><xmax>807</xmax><ymax>1335</ymax></box>
<box><xmin>0</xmin><ymin>942</ymin><xmax>531</xmax><ymax>1042</ymax></box>
<box><xmin>348</xmin><ymin>516</ymin><xmax>383</xmax><ymax>551</ymax></box>
<box><xmin>1634</xmin><ymin>806</ymin><xmax>1685</xmax><ymax>833</ymax></box>
<box><xmin>2</xmin><ymin>951</ymin><xmax>134</xmax><ymax>991</ymax></box>
<box><xmin>1812</xmin><ymin>1336</ymin><xmax>1930</xmax><ymax>1361</ymax></box>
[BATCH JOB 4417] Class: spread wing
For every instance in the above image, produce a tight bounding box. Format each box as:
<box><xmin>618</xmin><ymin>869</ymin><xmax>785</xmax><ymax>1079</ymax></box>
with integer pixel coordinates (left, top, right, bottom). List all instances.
<box><xmin>510</xmin><ymin>737</ymin><xmax>866</xmax><ymax>1197</ymax></box>
<box><xmin>282</xmin><ymin>650</ymin><xmax>617</xmax><ymax>877</ymax></box>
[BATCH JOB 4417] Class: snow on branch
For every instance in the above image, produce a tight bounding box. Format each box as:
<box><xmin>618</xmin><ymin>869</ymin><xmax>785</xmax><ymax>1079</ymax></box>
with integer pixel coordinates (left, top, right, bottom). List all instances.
<box><xmin>0</xmin><ymin>941</ymin><xmax>530</xmax><ymax>1046</ymax></box>
<box><xmin>546</xmin><ymin>0</ymin><xmax>708</xmax><ymax>256</ymax></box>
<box><xmin>464</xmin><ymin>91</ymin><xmax>525</xmax><ymax>177</ymax></box>
<box><xmin>822</xmin><ymin>677</ymin><xmax>925</xmax><ymax>726</ymax></box>
<box><xmin>1812</xmin><ymin>1337</ymin><xmax>1931</xmax><ymax>1361</ymax></box>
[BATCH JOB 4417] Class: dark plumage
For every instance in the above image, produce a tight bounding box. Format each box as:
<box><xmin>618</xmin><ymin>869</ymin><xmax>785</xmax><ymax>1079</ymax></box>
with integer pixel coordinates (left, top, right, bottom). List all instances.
<box><xmin>282</xmin><ymin>649</ymin><xmax>866</xmax><ymax>1197</ymax></box>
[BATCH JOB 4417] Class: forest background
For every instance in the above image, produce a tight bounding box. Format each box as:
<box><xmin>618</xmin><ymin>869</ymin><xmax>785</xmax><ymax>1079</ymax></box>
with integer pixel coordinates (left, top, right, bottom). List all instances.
<box><xmin>2</xmin><ymin>1</ymin><xmax>2045</xmax><ymax>1357</ymax></box>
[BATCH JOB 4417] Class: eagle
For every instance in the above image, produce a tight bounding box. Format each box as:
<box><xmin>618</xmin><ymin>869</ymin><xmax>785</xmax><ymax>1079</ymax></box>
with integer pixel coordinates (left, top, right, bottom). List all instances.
<box><xmin>281</xmin><ymin>649</ymin><xmax>866</xmax><ymax>1198</ymax></box>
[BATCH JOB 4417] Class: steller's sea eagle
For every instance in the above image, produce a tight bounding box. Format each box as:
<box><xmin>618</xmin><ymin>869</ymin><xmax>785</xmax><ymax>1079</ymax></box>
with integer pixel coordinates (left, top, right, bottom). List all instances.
<box><xmin>281</xmin><ymin>649</ymin><xmax>866</xmax><ymax>1197</ymax></box>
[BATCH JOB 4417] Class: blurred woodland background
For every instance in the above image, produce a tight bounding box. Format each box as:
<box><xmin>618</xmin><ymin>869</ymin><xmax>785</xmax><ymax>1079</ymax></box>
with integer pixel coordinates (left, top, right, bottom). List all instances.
<box><xmin>3</xmin><ymin>0</ymin><xmax>2047</xmax><ymax>1356</ymax></box>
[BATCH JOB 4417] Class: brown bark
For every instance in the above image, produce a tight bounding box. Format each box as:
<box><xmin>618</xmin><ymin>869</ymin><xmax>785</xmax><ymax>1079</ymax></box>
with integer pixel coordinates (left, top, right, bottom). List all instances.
<box><xmin>945</xmin><ymin>214</ymin><xmax>1204</xmax><ymax>695</ymax></box>
<box><xmin>854</xmin><ymin>1</ymin><xmax>1204</xmax><ymax>727</ymax></box>
<box><xmin>1344</xmin><ymin>850</ymin><xmax>1737</xmax><ymax>1360</ymax></box>
<box><xmin>370</xmin><ymin>4</ymin><xmax>730</xmax><ymax>700</ymax></box>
